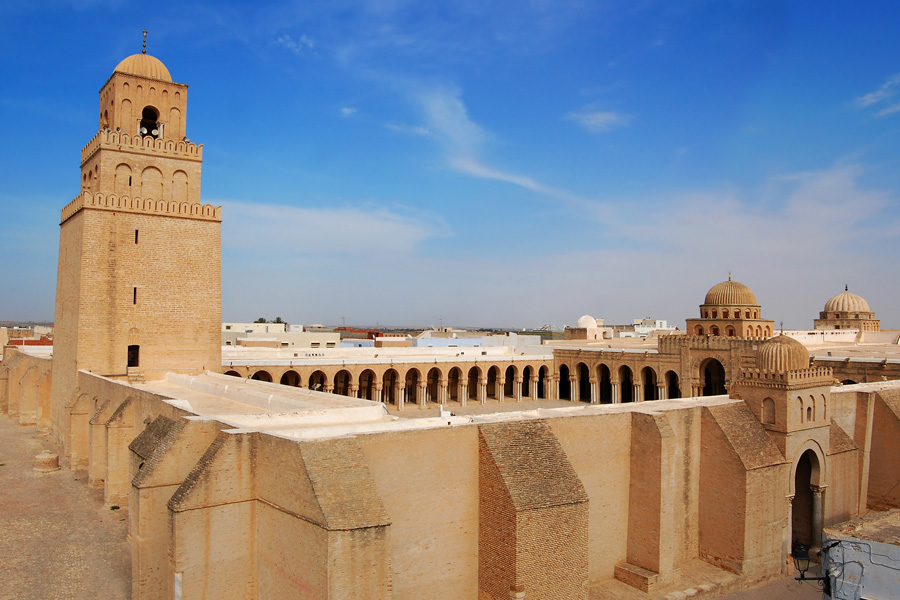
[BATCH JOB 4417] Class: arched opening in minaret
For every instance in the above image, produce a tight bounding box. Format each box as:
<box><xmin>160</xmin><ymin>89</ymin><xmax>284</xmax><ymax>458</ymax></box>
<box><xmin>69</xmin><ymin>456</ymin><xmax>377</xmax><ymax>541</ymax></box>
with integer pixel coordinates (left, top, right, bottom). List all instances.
<box><xmin>792</xmin><ymin>449</ymin><xmax>821</xmax><ymax>547</ymax></box>
<box><xmin>701</xmin><ymin>358</ymin><xmax>726</xmax><ymax>396</ymax></box>
<box><xmin>140</xmin><ymin>106</ymin><xmax>160</xmax><ymax>138</ymax></box>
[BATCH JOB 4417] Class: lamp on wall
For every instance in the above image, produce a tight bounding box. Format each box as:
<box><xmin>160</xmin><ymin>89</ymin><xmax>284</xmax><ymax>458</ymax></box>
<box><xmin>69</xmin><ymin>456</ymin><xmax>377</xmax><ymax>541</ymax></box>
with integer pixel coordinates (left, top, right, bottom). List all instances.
<box><xmin>792</xmin><ymin>541</ymin><xmax>835</xmax><ymax>595</ymax></box>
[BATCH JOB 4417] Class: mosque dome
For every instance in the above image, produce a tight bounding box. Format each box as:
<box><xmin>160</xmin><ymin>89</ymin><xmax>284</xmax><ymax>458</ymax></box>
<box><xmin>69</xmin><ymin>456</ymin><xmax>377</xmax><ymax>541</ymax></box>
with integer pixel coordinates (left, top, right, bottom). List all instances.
<box><xmin>757</xmin><ymin>335</ymin><xmax>809</xmax><ymax>372</ymax></box>
<box><xmin>824</xmin><ymin>288</ymin><xmax>870</xmax><ymax>314</ymax></box>
<box><xmin>113</xmin><ymin>53</ymin><xmax>172</xmax><ymax>82</ymax></box>
<box><xmin>576</xmin><ymin>315</ymin><xmax>597</xmax><ymax>329</ymax></box>
<box><xmin>704</xmin><ymin>278</ymin><xmax>757</xmax><ymax>306</ymax></box>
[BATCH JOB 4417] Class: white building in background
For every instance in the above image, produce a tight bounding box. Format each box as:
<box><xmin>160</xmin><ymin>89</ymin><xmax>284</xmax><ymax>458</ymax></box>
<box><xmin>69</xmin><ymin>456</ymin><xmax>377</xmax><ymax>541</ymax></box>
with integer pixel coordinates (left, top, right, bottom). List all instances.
<box><xmin>618</xmin><ymin>318</ymin><xmax>678</xmax><ymax>338</ymax></box>
<box><xmin>222</xmin><ymin>322</ymin><xmax>287</xmax><ymax>334</ymax></box>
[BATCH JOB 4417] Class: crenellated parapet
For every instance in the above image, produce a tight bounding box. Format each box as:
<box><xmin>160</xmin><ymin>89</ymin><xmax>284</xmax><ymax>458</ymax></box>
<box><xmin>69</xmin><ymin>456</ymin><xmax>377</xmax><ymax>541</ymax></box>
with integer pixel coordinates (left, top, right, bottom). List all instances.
<box><xmin>738</xmin><ymin>366</ymin><xmax>833</xmax><ymax>390</ymax></box>
<box><xmin>61</xmin><ymin>192</ymin><xmax>221</xmax><ymax>224</ymax></box>
<box><xmin>658</xmin><ymin>334</ymin><xmax>767</xmax><ymax>355</ymax></box>
<box><xmin>81</xmin><ymin>129</ymin><xmax>202</xmax><ymax>165</ymax></box>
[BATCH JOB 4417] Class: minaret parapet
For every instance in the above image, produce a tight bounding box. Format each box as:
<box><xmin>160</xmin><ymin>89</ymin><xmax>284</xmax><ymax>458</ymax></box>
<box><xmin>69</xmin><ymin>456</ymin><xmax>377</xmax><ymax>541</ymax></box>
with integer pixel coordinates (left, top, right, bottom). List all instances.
<box><xmin>81</xmin><ymin>129</ymin><xmax>202</xmax><ymax>164</ymax></box>
<box><xmin>61</xmin><ymin>191</ymin><xmax>221</xmax><ymax>224</ymax></box>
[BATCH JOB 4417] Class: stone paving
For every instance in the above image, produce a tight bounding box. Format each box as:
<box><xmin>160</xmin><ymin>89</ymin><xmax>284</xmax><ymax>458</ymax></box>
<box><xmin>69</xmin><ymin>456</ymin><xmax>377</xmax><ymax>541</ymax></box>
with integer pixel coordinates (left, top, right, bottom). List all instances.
<box><xmin>0</xmin><ymin>414</ymin><xmax>130</xmax><ymax>600</ymax></box>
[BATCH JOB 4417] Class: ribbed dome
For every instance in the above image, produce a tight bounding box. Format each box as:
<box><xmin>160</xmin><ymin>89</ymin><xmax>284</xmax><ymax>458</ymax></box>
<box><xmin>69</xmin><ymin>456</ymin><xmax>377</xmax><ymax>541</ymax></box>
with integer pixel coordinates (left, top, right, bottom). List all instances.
<box><xmin>576</xmin><ymin>315</ymin><xmax>597</xmax><ymax>328</ymax></box>
<box><xmin>824</xmin><ymin>289</ymin><xmax>870</xmax><ymax>314</ymax></box>
<box><xmin>704</xmin><ymin>278</ymin><xmax>757</xmax><ymax>306</ymax></box>
<box><xmin>757</xmin><ymin>335</ymin><xmax>809</xmax><ymax>372</ymax></box>
<box><xmin>113</xmin><ymin>53</ymin><xmax>172</xmax><ymax>82</ymax></box>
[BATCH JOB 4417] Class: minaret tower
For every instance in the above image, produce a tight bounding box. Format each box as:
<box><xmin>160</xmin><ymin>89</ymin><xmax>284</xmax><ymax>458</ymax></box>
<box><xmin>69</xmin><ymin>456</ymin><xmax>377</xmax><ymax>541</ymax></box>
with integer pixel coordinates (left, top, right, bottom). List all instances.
<box><xmin>732</xmin><ymin>335</ymin><xmax>835</xmax><ymax>550</ymax></box>
<box><xmin>51</xmin><ymin>37</ymin><xmax>221</xmax><ymax>436</ymax></box>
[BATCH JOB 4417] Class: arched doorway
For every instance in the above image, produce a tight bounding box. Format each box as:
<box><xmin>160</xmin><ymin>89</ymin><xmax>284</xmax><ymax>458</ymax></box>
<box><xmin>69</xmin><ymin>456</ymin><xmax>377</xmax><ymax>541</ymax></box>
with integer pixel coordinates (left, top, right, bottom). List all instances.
<box><xmin>619</xmin><ymin>366</ymin><xmax>633</xmax><ymax>403</ymax></box>
<box><xmin>522</xmin><ymin>366</ymin><xmax>532</xmax><ymax>399</ymax></box>
<box><xmin>504</xmin><ymin>366</ymin><xmax>517</xmax><ymax>399</ymax></box>
<box><xmin>487</xmin><ymin>366</ymin><xmax>501</xmax><ymax>401</ymax></box>
<box><xmin>642</xmin><ymin>367</ymin><xmax>658</xmax><ymax>401</ymax></box>
<box><xmin>577</xmin><ymin>363</ymin><xmax>591</xmax><ymax>402</ymax></box>
<box><xmin>558</xmin><ymin>364</ymin><xmax>571</xmax><ymax>400</ymax></box>
<box><xmin>467</xmin><ymin>367</ymin><xmax>481</xmax><ymax>401</ymax></box>
<box><xmin>334</xmin><ymin>370</ymin><xmax>352</xmax><ymax>396</ymax></box>
<box><xmin>308</xmin><ymin>370</ymin><xmax>327</xmax><ymax>392</ymax></box>
<box><xmin>537</xmin><ymin>366</ymin><xmax>547</xmax><ymax>399</ymax></box>
<box><xmin>280</xmin><ymin>370</ymin><xmax>300</xmax><ymax>387</ymax></box>
<box><xmin>251</xmin><ymin>370</ymin><xmax>272</xmax><ymax>382</ymax></box>
<box><xmin>405</xmin><ymin>369</ymin><xmax>420</xmax><ymax>404</ymax></box>
<box><xmin>359</xmin><ymin>369</ymin><xmax>376</xmax><ymax>400</ymax></box>
<box><xmin>665</xmin><ymin>370</ymin><xmax>680</xmax><ymax>399</ymax></box>
<box><xmin>382</xmin><ymin>369</ymin><xmax>399</xmax><ymax>405</ymax></box>
<box><xmin>792</xmin><ymin>449</ymin><xmax>823</xmax><ymax>548</ymax></box>
<box><xmin>448</xmin><ymin>367</ymin><xmax>462</xmax><ymax>403</ymax></box>
<box><xmin>598</xmin><ymin>364</ymin><xmax>612</xmax><ymax>404</ymax></box>
<box><xmin>701</xmin><ymin>358</ymin><xmax>726</xmax><ymax>396</ymax></box>
<box><xmin>427</xmin><ymin>367</ymin><xmax>441</xmax><ymax>404</ymax></box>
<box><xmin>224</xmin><ymin>370</ymin><xmax>241</xmax><ymax>378</ymax></box>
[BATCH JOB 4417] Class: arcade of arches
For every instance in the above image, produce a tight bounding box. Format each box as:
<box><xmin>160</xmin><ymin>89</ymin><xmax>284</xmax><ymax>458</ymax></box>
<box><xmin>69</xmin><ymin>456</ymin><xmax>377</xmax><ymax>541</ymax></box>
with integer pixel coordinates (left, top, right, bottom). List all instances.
<box><xmin>220</xmin><ymin>336</ymin><xmax>746</xmax><ymax>409</ymax></box>
<box><xmin>226</xmin><ymin>361</ymin><xmax>554</xmax><ymax>409</ymax></box>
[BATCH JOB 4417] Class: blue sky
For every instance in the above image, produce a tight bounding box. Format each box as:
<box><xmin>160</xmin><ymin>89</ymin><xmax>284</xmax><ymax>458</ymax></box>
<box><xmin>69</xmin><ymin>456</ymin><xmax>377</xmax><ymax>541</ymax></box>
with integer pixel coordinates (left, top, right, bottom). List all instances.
<box><xmin>2</xmin><ymin>1</ymin><xmax>899</xmax><ymax>329</ymax></box>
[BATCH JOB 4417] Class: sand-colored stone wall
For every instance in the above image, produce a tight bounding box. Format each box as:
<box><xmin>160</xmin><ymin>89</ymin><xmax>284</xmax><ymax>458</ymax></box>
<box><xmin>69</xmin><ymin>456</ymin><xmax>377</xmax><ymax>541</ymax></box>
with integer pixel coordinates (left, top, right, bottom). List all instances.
<box><xmin>360</xmin><ymin>426</ymin><xmax>479</xmax><ymax>600</ymax></box>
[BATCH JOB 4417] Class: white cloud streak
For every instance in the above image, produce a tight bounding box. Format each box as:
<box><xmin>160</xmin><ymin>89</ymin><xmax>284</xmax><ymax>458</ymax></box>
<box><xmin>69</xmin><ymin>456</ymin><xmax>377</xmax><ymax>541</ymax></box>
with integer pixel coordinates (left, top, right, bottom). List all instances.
<box><xmin>221</xmin><ymin>200</ymin><xmax>444</xmax><ymax>257</ymax></box>
<box><xmin>411</xmin><ymin>86</ymin><xmax>581</xmax><ymax>201</ymax></box>
<box><xmin>275</xmin><ymin>34</ymin><xmax>316</xmax><ymax>56</ymax></box>
<box><xmin>567</xmin><ymin>108</ymin><xmax>632</xmax><ymax>133</ymax></box>
<box><xmin>855</xmin><ymin>73</ymin><xmax>900</xmax><ymax>115</ymax></box>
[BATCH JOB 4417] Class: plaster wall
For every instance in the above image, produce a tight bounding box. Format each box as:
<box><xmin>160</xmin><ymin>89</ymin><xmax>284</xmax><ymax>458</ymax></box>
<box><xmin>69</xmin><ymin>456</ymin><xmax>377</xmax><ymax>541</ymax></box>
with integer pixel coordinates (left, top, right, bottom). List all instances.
<box><xmin>868</xmin><ymin>390</ymin><xmax>900</xmax><ymax>508</ymax></box>
<box><xmin>359</xmin><ymin>426</ymin><xmax>479</xmax><ymax>600</ymax></box>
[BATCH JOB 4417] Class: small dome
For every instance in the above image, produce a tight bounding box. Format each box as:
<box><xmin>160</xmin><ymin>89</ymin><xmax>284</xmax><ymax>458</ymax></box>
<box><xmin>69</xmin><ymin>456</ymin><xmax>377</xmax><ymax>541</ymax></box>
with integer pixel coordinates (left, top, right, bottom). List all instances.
<box><xmin>824</xmin><ymin>289</ymin><xmax>870</xmax><ymax>314</ymax></box>
<box><xmin>113</xmin><ymin>53</ymin><xmax>172</xmax><ymax>82</ymax></box>
<box><xmin>576</xmin><ymin>315</ymin><xmax>597</xmax><ymax>329</ymax></box>
<box><xmin>704</xmin><ymin>278</ymin><xmax>757</xmax><ymax>306</ymax></box>
<box><xmin>757</xmin><ymin>335</ymin><xmax>809</xmax><ymax>372</ymax></box>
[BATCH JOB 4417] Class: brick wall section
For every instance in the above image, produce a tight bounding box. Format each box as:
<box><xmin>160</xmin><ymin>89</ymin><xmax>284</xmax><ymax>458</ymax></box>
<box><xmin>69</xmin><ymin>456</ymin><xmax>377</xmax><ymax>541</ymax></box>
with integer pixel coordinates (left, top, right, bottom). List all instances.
<box><xmin>256</xmin><ymin>435</ymin><xmax>391</xmax><ymax>599</ymax></box>
<box><xmin>699</xmin><ymin>404</ymin><xmax>786</xmax><ymax>575</ymax></box>
<box><xmin>130</xmin><ymin>417</ymin><xmax>222</xmax><ymax>600</ymax></box>
<box><xmin>478</xmin><ymin>420</ymin><xmax>589</xmax><ymax>600</ymax></box>
<box><xmin>168</xmin><ymin>431</ymin><xmax>258</xmax><ymax>600</ymax></box>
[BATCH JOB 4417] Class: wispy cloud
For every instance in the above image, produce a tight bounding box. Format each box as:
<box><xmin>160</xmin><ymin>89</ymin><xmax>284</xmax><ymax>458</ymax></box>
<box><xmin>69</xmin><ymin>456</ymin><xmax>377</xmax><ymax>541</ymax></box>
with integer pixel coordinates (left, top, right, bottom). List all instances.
<box><xmin>275</xmin><ymin>34</ymin><xmax>316</xmax><ymax>56</ymax></box>
<box><xmin>567</xmin><ymin>108</ymin><xmax>632</xmax><ymax>133</ymax></box>
<box><xmin>386</xmin><ymin>122</ymin><xmax>431</xmax><ymax>136</ymax></box>
<box><xmin>340</xmin><ymin>106</ymin><xmax>358</xmax><ymax>117</ymax></box>
<box><xmin>876</xmin><ymin>103</ymin><xmax>900</xmax><ymax>117</ymax></box>
<box><xmin>221</xmin><ymin>200</ymin><xmax>445</xmax><ymax>257</ymax></box>
<box><xmin>412</xmin><ymin>86</ymin><xmax>580</xmax><ymax>201</ymax></box>
<box><xmin>855</xmin><ymin>73</ymin><xmax>900</xmax><ymax>115</ymax></box>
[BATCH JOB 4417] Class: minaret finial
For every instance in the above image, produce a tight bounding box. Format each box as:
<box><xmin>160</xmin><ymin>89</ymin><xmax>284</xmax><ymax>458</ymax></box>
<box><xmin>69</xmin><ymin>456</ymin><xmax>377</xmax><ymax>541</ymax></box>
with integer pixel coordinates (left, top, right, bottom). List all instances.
<box><xmin>845</xmin><ymin>284</ymin><xmax>848</xmax><ymax>292</ymax></box>
<box><xmin>728</xmin><ymin>271</ymin><xmax>732</xmax><ymax>281</ymax></box>
<box><xmin>142</xmin><ymin>30</ymin><xmax>147</xmax><ymax>54</ymax></box>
